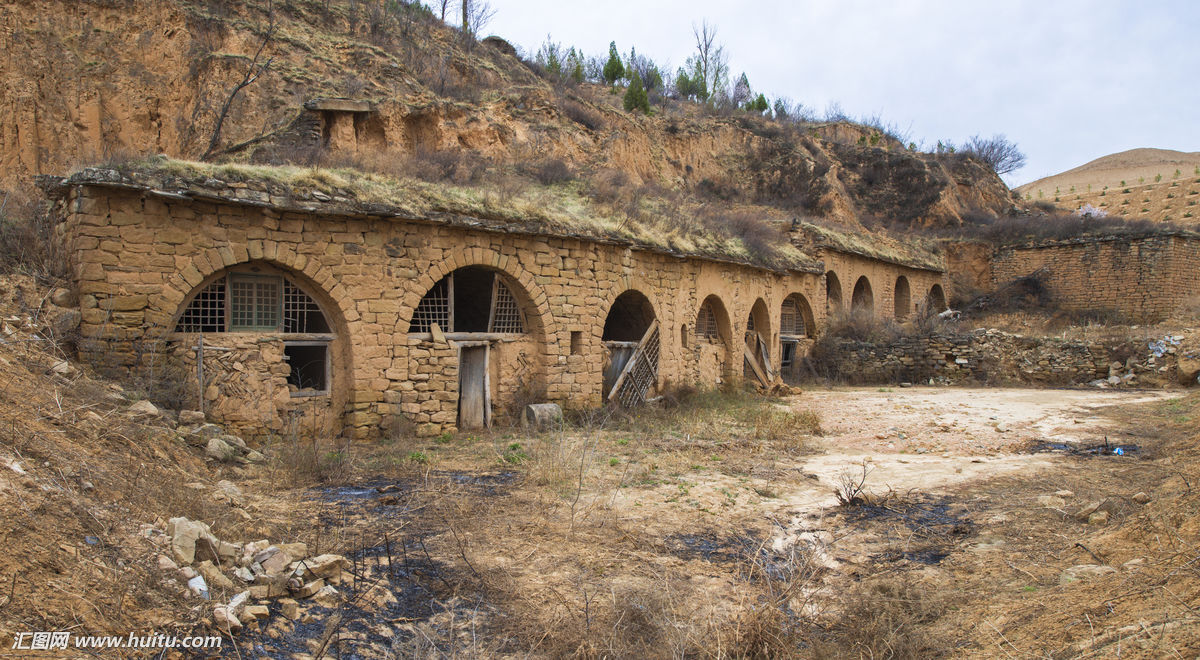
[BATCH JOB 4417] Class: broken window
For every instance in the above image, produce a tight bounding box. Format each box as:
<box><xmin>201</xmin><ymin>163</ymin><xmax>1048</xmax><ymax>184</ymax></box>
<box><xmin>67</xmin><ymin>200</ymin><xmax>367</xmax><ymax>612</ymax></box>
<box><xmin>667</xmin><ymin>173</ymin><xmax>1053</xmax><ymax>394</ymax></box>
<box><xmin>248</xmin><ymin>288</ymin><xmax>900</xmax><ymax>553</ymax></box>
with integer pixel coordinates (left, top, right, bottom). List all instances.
<box><xmin>696</xmin><ymin>301</ymin><xmax>719</xmax><ymax>341</ymax></box>
<box><xmin>409</xmin><ymin>267</ymin><xmax>526</xmax><ymax>334</ymax></box>
<box><xmin>176</xmin><ymin>280</ymin><xmax>226</xmax><ymax>333</ymax></box>
<box><xmin>780</xmin><ymin>295</ymin><xmax>811</xmax><ymax>338</ymax></box>
<box><xmin>781</xmin><ymin>341</ymin><xmax>797</xmax><ymax>368</ymax></box>
<box><xmin>285</xmin><ymin>343</ymin><xmax>329</xmax><ymax>394</ymax></box>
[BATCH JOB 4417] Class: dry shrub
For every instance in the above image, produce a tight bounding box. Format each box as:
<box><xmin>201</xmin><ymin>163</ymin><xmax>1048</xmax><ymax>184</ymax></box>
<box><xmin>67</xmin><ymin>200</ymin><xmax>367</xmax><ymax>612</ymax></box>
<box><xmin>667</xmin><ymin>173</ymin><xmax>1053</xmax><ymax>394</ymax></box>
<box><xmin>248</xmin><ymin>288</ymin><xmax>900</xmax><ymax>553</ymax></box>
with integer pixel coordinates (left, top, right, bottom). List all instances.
<box><xmin>696</xmin><ymin>175</ymin><xmax>740</xmax><ymax>202</ymax></box>
<box><xmin>0</xmin><ymin>188</ymin><xmax>61</xmax><ymax>280</ymax></box>
<box><xmin>267</xmin><ymin>435</ymin><xmax>354</xmax><ymax>487</ymax></box>
<box><xmin>697</xmin><ymin>208</ymin><xmax>787</xmax><ymax>262</ymax></box>
<box><xmin>809</xmin><ymin>576</ymin><xmax>951</xmax><ymax>658</ymax></box>
<box><xmin>587</xmin><ymin>168</ymin><xmax>632</xmax><ymax>205</ymax></box>
<box><xmin>562</xmin><ymin>99</ymin><xmax>604</xmax><ymax>131</ymax></box>
<box><xmin>525</xmin><ymin>157</ymin><xmax>574</xmax><ymax>185</ymax></box>
<box><xmin>823</xmin><ymin>310</ymin><xmax>902</xmax><ymax>344</ymax></box>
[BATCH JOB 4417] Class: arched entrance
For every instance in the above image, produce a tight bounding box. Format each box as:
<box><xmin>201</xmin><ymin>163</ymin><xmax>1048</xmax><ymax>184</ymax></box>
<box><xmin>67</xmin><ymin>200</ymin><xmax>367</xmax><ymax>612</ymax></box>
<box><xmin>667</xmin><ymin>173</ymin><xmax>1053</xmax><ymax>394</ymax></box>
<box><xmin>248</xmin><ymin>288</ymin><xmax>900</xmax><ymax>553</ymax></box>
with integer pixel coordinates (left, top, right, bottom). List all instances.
<box><xmin>409</xmin><ymin>265</ymin><xmax>534</xmax><ymax>429</ymax></box>
<box><xmin>744</xmin><ymin>298</ymin><xmax>773</xmax><ymax>386</ymax></box>
<box><xmin>894</xmin><ymin>276</ymin><xmax>912</xmax><ymax>320</ymax></box>
<box><xmin>694</xmin><ymin>294</ymin><xmax>733</xmax><ymax>387</ymax></box>
<box><xmin>926</xmin><ymin>284</ymin><xmax>947</xmax><ymax>313</ymax></box>
<box><xmin>851</xmin><ymin>276</ymin><xmax>874</xmax><ymax>318</ymax></box>
<box><xmin>172</xmin><ymin>260</ymin><xmax>346</xmax><ymax>439</ymax></box>
<box><xmin>602</xmin><ymin>290</ymin><xmax>660</xmax><ymax>406</ymax></box>
<box><xmin>826</xmin><ymin>271</ymin><xmax>843</xmax><ymax>315</ymax></box>
<box><xmin>780</xmin><ymin>293</ymin><xmax>815</xmax><ymax>383</ymax></box>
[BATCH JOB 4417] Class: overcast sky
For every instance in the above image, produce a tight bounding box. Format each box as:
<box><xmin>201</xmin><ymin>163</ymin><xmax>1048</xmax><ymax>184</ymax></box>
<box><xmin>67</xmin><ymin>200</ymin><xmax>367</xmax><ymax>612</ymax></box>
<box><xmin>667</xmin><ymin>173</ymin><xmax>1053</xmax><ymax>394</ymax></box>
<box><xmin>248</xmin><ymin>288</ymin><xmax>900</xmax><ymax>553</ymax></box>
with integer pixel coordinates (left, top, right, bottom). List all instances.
<box><xmin>484</xmin><ymin>0</ymin><xmax>1200</xmax><ymax>187</ymax></box>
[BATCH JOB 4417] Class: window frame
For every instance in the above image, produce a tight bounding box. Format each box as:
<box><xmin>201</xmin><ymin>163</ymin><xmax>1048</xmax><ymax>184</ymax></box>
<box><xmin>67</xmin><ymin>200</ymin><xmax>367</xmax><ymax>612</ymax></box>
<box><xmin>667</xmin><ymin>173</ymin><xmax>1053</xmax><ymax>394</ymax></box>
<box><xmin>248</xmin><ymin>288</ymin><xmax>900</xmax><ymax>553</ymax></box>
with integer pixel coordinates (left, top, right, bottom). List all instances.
<box><xmin>228</xmin><ymin>273</ymin><xmax>283</xmax><ymax>332</ymax></box>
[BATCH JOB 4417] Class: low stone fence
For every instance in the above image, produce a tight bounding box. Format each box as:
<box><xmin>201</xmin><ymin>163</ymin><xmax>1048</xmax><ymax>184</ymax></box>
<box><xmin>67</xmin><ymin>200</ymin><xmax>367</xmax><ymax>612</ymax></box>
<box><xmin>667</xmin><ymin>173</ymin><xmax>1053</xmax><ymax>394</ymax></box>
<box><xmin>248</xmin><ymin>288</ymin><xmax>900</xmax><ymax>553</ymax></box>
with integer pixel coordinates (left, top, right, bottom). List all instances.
<box><xmin>815</xmin><ymin>329</ymin><xmax>1187</xmax><ymax>387</ymax></box>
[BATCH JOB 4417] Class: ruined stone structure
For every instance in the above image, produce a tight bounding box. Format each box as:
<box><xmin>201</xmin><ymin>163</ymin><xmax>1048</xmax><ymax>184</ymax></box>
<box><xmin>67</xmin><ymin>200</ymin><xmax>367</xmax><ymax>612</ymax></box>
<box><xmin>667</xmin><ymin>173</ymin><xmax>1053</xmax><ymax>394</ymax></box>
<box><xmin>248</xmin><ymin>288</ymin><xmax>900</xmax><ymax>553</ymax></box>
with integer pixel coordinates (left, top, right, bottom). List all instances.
<box><xmin>989</xmin><ymin>233</ymin><xmax>1200</xmax><ymax>323</ymax></box>
<box><xmin>52</xmin><ymin>169</ymin><xmax>951</xmax><ymax>440</ymax></box>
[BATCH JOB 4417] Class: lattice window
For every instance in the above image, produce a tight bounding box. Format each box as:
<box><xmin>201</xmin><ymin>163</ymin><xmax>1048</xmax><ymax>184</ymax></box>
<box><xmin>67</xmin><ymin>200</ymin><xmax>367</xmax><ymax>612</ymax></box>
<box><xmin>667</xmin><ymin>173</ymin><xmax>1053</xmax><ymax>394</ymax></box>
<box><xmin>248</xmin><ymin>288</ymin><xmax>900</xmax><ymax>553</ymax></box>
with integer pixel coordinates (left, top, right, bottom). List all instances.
<box><xmin>175</xmin><ymin>280</ymin><xmax>226</xmax><ymax>333</ymax></box>
<box><xmin>230</xmin><ymin>275</ymin><xmax>280</xmax><ymax>331</ymax></box>
<box><xmin>746</xmin><ymin>313</ymin><xmax>755</xmax><ymax>332</ymax></box>
<box><xmin>489</xmin><ymin>279</ymin><xmax>525</xmax><ymax>333</ymax></box>
<box><xmin>411</xmin><ymin>277</ymin><xmax>450</xmax><ymax>333</ymax></box>
<box><xmin>696</xmin><ymin>302</ymin><xmax>718</xmax><ymax>340</ymax></box>
<box><xmin>615</xmin><ymin>324</ymin><xmax>661</xmax><ymax>408</ymax></box>
<box><xmin>781</xmin><ymin>298</ymin><xmax>807</xmax><ymax>336</ymax></box>
<box><xmin>282</xmin><ymin>280</ymin><xmax>329</xmax><ymax>333</ymax></box>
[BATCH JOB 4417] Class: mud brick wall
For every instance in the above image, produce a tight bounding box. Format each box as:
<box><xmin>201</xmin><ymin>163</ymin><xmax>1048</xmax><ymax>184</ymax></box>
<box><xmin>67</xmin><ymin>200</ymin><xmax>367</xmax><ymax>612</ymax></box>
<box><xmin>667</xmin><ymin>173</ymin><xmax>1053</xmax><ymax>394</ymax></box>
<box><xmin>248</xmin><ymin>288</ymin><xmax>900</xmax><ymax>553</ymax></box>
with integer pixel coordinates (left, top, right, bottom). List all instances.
<box><xmin>821</xmin><ymin>250</ymin><xmax>948</xmax><ymax>319</ymax></box>
<box><xmin>990</xmin><ymin>235</ymin><xmax>1200</xmax><ymax>323</ymax></box>
<box><xmin>64</xmin><ymin>179</ymin><xmax>957</xmax><ymax>439</ymax></box>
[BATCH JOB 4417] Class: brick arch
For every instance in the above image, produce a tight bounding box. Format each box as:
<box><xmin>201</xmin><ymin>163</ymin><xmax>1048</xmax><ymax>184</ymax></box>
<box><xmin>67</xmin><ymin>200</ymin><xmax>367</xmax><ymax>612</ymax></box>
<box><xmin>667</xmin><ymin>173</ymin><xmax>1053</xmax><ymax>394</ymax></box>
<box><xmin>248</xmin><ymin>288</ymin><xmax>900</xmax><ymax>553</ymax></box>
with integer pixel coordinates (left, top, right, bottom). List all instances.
<box><xmin>782</xmin><ymin>292</ymin><xmax>817</xmax><ymax>336</ymax></box>
<box><xmin>894</xmin><ymin>275</ymin><xmax>912</xmax><ymax>320</ymax></box>
<box><xmin>825</xmin><ymin>270</ymin><xmax>844</xmax><ymax>314</ymax></box>
<box><xmin>851</xmin><ymin>275</ymin><xmax>874</xmax><ymax>317</ymax></box>
<box><xmin>161</xmin><ymin>243</ymin><xmax>357</xmax><ymax>339</ymax></box>
<box><xmin>598</xmin><ymin>279</ymin><xmax>664</xmax><ymax>335</ymax></box>
<box><xmin>695</xmin><ymin>292</ymin><xmax>733</xmax><ymax>345</ymax></box>
<box><xmin>399</xmin><ymin>247</ymin><xmax>556</xmax><ymax>341</ymax></box>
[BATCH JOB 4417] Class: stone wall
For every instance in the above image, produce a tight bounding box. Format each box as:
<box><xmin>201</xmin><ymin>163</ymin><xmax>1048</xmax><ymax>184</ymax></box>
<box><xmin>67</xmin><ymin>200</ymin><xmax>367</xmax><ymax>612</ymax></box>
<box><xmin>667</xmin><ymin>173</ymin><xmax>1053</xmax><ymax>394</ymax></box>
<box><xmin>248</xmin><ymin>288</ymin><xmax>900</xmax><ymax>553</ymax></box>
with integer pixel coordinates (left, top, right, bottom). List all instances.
<box><xmin>990</xmin><ymin>234</ymin><xmax>1200</xmax><ymax>323</ymax></box>
<box><xmin>64</xmin><ymin>179</ymin><xmax>954</xmax><ymax>439</ymax></box>
<box><xmin>815</xmin><ymin>329</ymin><xmax>1187</xmax><ymax>387</ymax></box>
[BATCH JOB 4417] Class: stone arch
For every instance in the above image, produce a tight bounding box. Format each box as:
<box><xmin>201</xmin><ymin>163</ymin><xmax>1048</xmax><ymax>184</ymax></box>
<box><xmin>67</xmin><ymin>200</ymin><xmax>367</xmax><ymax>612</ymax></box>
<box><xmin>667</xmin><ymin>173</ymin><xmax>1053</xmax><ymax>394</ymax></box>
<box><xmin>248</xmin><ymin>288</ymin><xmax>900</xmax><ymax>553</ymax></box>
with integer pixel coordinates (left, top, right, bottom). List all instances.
<box><xmin>693</xmin><ymin>293</ymin><xmax>734</xmax><ymax>387</ymax></box>
<box><xmin>601</xmin><ymin>289</ymin><xmax>659</xmax><ymax>397</ymax></box>
<box><xmin>405</xmin><ymin>265</ymin><xmax>540</xmax><ymax>338</ymax></box>
<box><xmin>744</xmin><ymin>297</ymin><xmax>773</xmax><ymax>381</ymax></box>
<box><xmin>781</xmin><ymin>293</ymin><xmax>816</xmax><ymax>337</ymax></box>
<box><xmin>851</xmin><ymin>276</ymin><xmax>874</xmax><ymax>317</ymax></box>
<box><xmin>927</xmin><ymin>284</ymin><xmax>947</xmax><ymax>312</ymax></box>
<box><xmin>894</xmin><ymin>276</ymin><xmax>912</xmax><ymax>320</ymax></box>
<box><xmin>399</xmin><ymin>247</ymin><xmax>556</xmax><ymax>342</ymax></box>
<box><xmin>166</xmin><ymin>254</ymin><xmax>354</xmax><ymax>439</ymax></box>
<box><xmin>602</xmin><ymin>289</ymin><xmax>657</xmax><ymax>342</ymax></box>
<box><xmin>825</xmin><ymin>271</ymin><xmax>843</xmax><ymax>314</ymax></box>
<box><xmin>162</xmin><ymin>243</ymin><xmax>358</xmax><ymax>339</ymax></box>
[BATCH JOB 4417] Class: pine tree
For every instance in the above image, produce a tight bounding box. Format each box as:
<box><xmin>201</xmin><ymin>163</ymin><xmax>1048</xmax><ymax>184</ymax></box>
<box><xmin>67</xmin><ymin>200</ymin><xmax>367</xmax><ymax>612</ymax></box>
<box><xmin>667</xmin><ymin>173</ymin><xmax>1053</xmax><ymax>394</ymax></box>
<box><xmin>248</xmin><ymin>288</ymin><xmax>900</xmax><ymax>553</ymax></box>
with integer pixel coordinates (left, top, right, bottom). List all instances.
<box><xmin>623</xmin><ymin>72</ymin><xmax>649</xmax><ymax>114</ymax></box>
<box><xmin>603</xmin><ymin>41</ymin><xmax>625</xmax><ymax>85</ymax></box>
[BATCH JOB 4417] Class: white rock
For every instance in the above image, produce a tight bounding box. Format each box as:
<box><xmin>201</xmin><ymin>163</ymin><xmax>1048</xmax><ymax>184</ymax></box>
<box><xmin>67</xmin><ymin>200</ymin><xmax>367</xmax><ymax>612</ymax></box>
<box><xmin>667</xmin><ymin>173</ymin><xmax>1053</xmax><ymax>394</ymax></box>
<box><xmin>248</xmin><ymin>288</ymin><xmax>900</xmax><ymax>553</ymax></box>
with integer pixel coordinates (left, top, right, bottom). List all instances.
<box><xmin>127</xmin><ymin>400</ymin><xmax>160</xmax><ymax>417</ymax></box>
<box><xmin>187</xmin><ymin>574</ymin><xmax>209</xmax><ymax>599</ymax></box>
<box><xmin>206</xmin><ymin>437</ymin><xmax>239</xmax><ymax>462</ymax></box>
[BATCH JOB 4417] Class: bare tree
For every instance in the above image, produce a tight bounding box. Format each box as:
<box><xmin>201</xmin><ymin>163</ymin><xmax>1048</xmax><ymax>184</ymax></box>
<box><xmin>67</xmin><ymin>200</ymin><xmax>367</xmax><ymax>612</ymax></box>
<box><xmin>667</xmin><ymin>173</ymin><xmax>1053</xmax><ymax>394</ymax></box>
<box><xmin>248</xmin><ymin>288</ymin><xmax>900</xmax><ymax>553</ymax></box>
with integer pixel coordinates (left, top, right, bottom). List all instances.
<box><xmin>439</xmin><ymin>0</ymin><xmax>452</xmax><ymax>21</ymax></box>
<box><xmin>961</xmin><ymin>134</ymin><xmax>1027</xmax><ymax>175</ymax></box>
<box><xmin>691</xmin><ymin>20</ymin><xmax>729</xmax><ymax>102</ymax></box>
<box><xmin>460</xmin><ymin>0</ymin><xmax>495</xmax><ymax>42</ymax></box>
<box><xmin>202</xmin><ymin>1</ymin><xmax>276</xmax><ymax>161</ymax></box>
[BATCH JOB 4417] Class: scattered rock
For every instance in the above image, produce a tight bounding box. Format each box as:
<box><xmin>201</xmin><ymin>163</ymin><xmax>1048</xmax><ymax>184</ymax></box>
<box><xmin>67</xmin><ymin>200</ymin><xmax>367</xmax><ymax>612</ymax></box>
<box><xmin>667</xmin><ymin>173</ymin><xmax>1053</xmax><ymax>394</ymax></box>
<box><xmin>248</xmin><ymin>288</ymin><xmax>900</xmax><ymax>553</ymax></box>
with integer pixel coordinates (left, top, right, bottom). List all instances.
<box><xmin>167</xmin><ymin>517</ymin><xmax>220</xmax><ymax>565</ymax></box>
<box><xmin>49</xmin><ymin>287</ymin><xmax>75</xmax><ymax>307</ymax></box>
<box><xmin>1088</xmin><ymin>511</ymin><xmax>1109</xmax><ymax>525</ymax></box>
<box><xmin>312</xmin><ymin>585</ymin><xmax>340</xmax><ymax>608</ymax></box>
<box><xmin>994</xmin><ymin>422</ymin><xmax>1009</xmax><ymax>433</ymax></box>
<box><xmin>243</xmin><ymin>605</ymin><xmax>270</xmax><ymax>621</ymax></box>
<box><xmin>206</xmin><ymin>437</ymin><xmax>239</xmax><ymax>462</ymax></box>
<box><xmin>1053</xmin><ymin>490</ymin><xmax>1074</xmax><ymax>498</ymax></box>
<box><xmin>234</xmin><ymin>567</ymin><xmax>254</xmax><ymax>583</ymax></box>
<box><xmin>157</xmin><ymin>555</ymin><xmax>179</xmax><ymax>573</ymax></box>
<box><xmin>1059</xmin><ymin>564</ymin><xmax>1116</xmax><ymax>584</ymax></box>
<box><xmin>292</xmin><ymin>578</ymin><xmax>325</xmax><ymax>598</ymax></box>
<box><xmin>215</xmin><ymin>480</ymin><xmax>244</xmax><ymax>506</ymax></box>
<box><xmin>49</xmin><ymin>360</ymin><xmax>77</xmax><ymax>377</ymax></box>
<box><xmin>219</xmin><ymin>434</ymin><xmax>248</xmax><ymax>451</ymax></box>
<box><xmin>179</xmin><ymin>410</ymin><xmax>206</xmax><ymax>426</ymax></box>
<box><xmin>245</xmin><ymin>450</ymin><xmax>266</xmax><ymax>463</ymax></box>
<box><xmin>1074</xmin><ymin>501</ymin><xmax>1102</xmax><ymax>521</ymax></box>
<box><xmin>302</xmin><ymin>554</ymin><xmax>351</xmax><ymax>580</ymax></box>
<box><xmin>279</xmin><ymin>542</ymin><xmax>308</xmax><ymax>561</ymax></box>
<box><xmin>279</xmin><ymin>598</ymin><xmax>300</xmax><ymax>620</ymax></box>
<box><xmin>198</xmin><ymin>560</ymin><xmax>234</xmax><ymax>591</ymax></box>
<box><xmin>186</xmin><ymin>574</ymin><xmax>209</xmax><ymax>599</ymax></box>
<box><xmin>255</xmin><ymin>547</ymin><xmax>293</xmax><ymax>576</ymax></box>
<box><xmin>127</xmin><ymin>400</ymin><xmax>160</xmax><ymax>418</ymax></box>
<box><xmin>1132</xmin><ymin>491</ymin><xmax>1150</xmax><ymax>504</ymax></box>
<box><xmin>1037</xmin><ymin>495</ymin><xmax>1065</xmax><ymax>508</ymax></box>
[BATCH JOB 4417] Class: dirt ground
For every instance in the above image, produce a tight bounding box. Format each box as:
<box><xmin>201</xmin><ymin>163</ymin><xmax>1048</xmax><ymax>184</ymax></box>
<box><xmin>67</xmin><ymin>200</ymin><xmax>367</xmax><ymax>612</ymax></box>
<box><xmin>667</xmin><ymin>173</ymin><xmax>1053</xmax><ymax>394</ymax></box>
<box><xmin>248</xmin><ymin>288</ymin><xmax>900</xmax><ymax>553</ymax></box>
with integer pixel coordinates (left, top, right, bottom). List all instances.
<box><xmin>212</xmin><ymin>385</ymin><xmax>1198</xmax><ymax>658</ymax></box>
<box><xmin>1</xmin><ymin>279</ymin><xmax>1196</xmax><ymax>660</ymax></box>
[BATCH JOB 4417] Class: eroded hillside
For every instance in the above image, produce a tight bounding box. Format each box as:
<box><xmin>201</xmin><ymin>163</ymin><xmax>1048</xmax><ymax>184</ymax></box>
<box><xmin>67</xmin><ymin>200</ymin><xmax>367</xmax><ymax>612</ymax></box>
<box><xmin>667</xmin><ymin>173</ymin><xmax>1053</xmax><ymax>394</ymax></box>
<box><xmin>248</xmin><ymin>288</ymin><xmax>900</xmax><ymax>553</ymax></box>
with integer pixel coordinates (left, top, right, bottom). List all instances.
<box><xmin>1</xmin><ymin>0</ymin><xmax>1018</xmax><ymax>230</ymax></box>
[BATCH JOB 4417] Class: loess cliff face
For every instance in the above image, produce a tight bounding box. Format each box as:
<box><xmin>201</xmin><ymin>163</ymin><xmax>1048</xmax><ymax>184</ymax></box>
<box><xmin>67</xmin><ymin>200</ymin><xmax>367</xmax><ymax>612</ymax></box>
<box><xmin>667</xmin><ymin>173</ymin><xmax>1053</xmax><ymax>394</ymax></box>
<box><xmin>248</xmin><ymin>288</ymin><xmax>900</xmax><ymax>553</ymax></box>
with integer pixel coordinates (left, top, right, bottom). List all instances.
<box><xmin>1</xmin><ymin>0</ymin><xmax>1017</xmax><ymax>229</ymax></box>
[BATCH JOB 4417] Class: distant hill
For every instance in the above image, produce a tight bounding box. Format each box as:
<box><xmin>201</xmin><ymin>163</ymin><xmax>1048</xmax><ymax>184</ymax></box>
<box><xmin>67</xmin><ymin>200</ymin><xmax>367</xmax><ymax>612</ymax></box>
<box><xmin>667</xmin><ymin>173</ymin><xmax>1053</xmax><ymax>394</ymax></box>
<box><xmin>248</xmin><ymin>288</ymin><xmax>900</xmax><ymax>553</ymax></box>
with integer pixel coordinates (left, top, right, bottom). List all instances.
<box><xmin>1017</xmin><ymin>149</ymin><xmax>1200</xmax><ymax>223</ymax></box>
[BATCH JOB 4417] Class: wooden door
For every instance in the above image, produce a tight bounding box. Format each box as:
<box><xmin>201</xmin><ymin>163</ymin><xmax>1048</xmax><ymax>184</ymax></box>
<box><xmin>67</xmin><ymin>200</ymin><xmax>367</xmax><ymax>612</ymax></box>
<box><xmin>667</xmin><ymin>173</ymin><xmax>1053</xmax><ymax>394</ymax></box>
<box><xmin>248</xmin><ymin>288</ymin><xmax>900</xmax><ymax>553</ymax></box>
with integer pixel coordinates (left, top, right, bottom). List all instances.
<box><xmin>603</xmin><ymin>342</ymin><xmax>637</xmax><ymax>396</ymax></box>
<box><xmin>458</xmin><ymin>345</ymin><xmax>490</xmax><ymax>429</ymax></box>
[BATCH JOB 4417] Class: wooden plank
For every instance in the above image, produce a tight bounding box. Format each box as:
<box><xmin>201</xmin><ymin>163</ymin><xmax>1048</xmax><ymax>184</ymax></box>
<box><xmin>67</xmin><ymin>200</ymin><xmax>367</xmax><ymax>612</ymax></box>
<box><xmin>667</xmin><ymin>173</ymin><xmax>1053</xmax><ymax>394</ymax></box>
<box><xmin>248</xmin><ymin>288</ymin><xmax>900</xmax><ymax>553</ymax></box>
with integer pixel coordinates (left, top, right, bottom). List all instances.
<box><xmin>608</xmin><ymin>320</ymin><xmax>658</xmax><ymax>401</ymax></box>
<box><xmin>743</xmin><ymin>343</ymin><xmax>768</xmax><ymax>387</ymax></box>
<box><xmin>458</xmin><ymin>345</ymin><xmax>488</xmax><ymax>429</ymax></box>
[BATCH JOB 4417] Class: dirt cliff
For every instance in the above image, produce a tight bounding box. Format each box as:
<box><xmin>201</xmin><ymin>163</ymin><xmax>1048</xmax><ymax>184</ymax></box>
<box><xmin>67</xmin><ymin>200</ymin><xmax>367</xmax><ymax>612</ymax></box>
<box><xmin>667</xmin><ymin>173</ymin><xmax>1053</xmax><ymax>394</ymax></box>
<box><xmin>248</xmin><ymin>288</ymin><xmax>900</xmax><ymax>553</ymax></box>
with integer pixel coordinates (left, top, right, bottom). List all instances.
<box><xmin>1</xmin><ymin>0</ymin><xmax>1017</xmax><ymax>230</ymax></box>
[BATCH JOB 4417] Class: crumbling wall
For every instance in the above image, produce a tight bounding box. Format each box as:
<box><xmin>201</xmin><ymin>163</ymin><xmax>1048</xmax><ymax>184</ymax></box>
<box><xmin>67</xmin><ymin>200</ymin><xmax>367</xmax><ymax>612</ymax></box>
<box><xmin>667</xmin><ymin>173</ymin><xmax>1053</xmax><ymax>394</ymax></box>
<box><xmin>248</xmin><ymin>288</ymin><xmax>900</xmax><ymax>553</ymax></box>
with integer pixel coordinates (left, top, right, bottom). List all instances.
<box><xmin>816</xmin><ymin>329</ymin><xmax>1186</xmax><ymax>387</ymax></box>
<box><xmin>822</xmin><ymin>250</ymin><xmax>948</xmax><ymax>319</ymax></box>
<box><xmin>990</xmin><ymin>235</ymin><xmax>1200</xmax><ymax>323</ymax></box>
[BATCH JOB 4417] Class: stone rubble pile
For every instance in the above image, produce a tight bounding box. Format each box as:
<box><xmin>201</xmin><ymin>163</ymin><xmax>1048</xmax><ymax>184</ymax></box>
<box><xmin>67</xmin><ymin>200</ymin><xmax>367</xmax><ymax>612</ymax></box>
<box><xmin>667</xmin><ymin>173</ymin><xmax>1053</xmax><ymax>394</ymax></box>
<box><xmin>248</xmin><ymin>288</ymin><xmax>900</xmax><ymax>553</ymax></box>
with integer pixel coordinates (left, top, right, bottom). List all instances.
<box><xmin>148</xmin><ymin>516</ymin><xmax>351</xmax><ymax>635</ymax></box>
